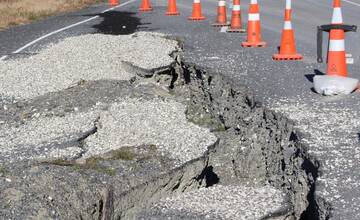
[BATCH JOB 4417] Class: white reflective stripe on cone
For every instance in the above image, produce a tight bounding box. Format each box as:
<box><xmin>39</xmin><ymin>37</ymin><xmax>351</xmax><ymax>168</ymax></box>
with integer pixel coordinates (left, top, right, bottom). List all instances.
<box><xmin>286</xmin><ymin>0</ymin><xmax>291</xmax><ymax>9</ymax></box>
<box><xmin>219</xmin><ymin>0</ymin><xmax>226</xmax><ymax>6</ymax></box>
<box><xmin>250</xmin><ymin>0</ymin><xmax>257</xmax><ymax>4</ymax></box>
<box><xmin>233</xmin><ymin>5</ymin><xmax>241</xmax><ymax>10</ymax></box>
<box><xmin>283</xmin><ymin>21</ymin><xmax>292</xmax><ymax>30</ymax></box>
<box><xmin>248</xmin><ymin>13</ymin><xmax>260</xmax><ymax>21</ymax></box>
<box><xmin>332</xmin><ymin>7</ymin><xmax>343</xmax><ymax>24</ymax></box>
<box><xmin>194</xmin><ymin>0</ymin><xmax>200</xmax><ymax>3</ymax></box>
<box><xmin>329</xmin><ymin>39</ymin><xmax>345</xmax><ymax>51</ymax></box>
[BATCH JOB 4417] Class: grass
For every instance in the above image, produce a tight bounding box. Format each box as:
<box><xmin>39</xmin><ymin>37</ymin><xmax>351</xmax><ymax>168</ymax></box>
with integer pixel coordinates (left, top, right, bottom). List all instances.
<box><xmin>41</xmin><ymin>147</ymin><xmax>137</xmax><ymax>176</ymax></box>
<box><xmin>0</xmin><ymin>165</ymin><xmax>9</xmax><ymax>175</ymax></box>
<box><xmin>109</xmin><ymin>147</ymin><xmax>136</xmax><ymax>161</ymax></box>
<box><xmin>0</xmin><ymin>0</ymin><xmax>105</xmax><ymax>30</ymax></box>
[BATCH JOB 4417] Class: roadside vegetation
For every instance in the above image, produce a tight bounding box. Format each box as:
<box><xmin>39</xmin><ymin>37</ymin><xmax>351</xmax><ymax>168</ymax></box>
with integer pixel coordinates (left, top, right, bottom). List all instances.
<box><xmin>0</xmin><ymin>0</ymin><xmax>105</xmax><ymax>30</ymax></box>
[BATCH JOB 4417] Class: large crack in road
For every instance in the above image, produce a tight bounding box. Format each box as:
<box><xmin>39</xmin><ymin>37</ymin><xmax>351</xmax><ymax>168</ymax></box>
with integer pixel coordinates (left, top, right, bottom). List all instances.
<box><xmin>0</xmin><ymin>32</ymin><xmax>330</xmax><ymax>220</ymax></box>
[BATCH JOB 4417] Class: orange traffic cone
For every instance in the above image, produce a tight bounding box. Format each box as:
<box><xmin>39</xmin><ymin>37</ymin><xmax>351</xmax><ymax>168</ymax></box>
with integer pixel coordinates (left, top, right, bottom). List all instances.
<box><xmin>313</xmin><ymin>0</ymin><xmax>359</xmax><ymax>95</ymax></box>
<box><xmin>273</xmin><ymin>0</ymin><xmax>302</xmax><ymax>60</ymax></box>
<box><xmin>166</xmin><ymin>0</ymin><xmax>180</xmax><ymax>16</ymax></box>
<box><xmin>227</xmin><ymin>0</ymin><xmax>245</xmax><ymax>32</ymax></box>
<box><xmin>242</xmin><ymin>0</ymin><xmax>266</xmax><ymax>47</ymax></box>
<box><xmin>212</xmin><ymin>0</ymin><xmax>228</xmax><ymax>27</ymax></box>
<box><xmin>188</xmin><ymin>0</ymin><xmax>206</xmax><ymax>20</ymax></box>
<box><xmin>327</xmin><ymin>0</ymin><xmax>346</xmax><ymax>76</ymax></box>
<box><xmin>109</xmin><ymin>0</ymin><xmax>118</xmax><ymax>6</ymax></box>
<box><xmin>139</xmin><ymin>0</ymin><xmax>152</xmax><ymax>12</ymax></box>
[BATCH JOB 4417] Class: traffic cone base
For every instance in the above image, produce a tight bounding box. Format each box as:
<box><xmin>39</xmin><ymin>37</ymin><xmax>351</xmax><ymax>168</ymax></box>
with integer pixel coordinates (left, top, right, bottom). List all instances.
<box><xmin>166</xmin><ymin>11</ymin><xmax>180</xmax><ymax>16</ymax></box>
<box><xmin>227</xmin><ymin>27</ymin><xmax>246</xmax><ymax>33</ymax></box>
<box><xmin>211</xmin><ymin>22</ymin><xmax>230</xmax><ymax>27</ymax></box>
<box><xmin>272</xmin><ymin>53</ymin><xmax>303</xmax><ymax>60</ymax></box>
<box><xmin>241</xmin><ymin>41</ymin><xmax>266</xmax><ymax>47</ymax></box>
<box><xmin>188</xmin><ymin>16</ymin><xmax>206</xmax><ymax>20</ymax></box>
<box><xmin>139</xmin><ymin>7</ymin><xmax>153</xmax><ymax>11</ymax></box>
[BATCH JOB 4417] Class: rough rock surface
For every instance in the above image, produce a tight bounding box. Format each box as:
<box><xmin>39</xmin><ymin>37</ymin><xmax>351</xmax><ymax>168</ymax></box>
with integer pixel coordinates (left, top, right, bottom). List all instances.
<box><xmin>270</xmin><ymin>97</ymin><xmax>360</xmax><ymax>219</ymax></box>
<box><xmin>84</xmin><ymin>99</ymin><xmax>217</xmax><ymax>167</ymax></box>
<box><xmin>0</xmin><ymin>31</ymin><xmax>317</xmax><ymax>220</ymax></box>
<box><xmin>135</xmin><ymin>4</ymin><xmax>360</xmax><ymax>218</ymax></box>
<box><xmin>0</xmin><ymin>110</ymin><xmax>97</xmax><ymax>164</ymax></box>
<box><xmin>137</xmin><ymin>185</ymin><xmax>288</xmax><ymax>220</ymax></box>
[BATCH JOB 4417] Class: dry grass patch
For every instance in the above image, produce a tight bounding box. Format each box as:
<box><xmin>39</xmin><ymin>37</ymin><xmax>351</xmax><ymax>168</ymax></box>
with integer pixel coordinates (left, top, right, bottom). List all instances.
<box><xmin>0</xmin><ymin>0</ymin><xmax>105</xmax><ymax>30</ymax></box>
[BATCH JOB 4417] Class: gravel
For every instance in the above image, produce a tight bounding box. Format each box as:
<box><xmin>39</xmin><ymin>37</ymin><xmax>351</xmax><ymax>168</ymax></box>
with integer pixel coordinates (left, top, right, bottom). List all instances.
<box><xmin>0</xmin><ymin>111</ymin><xmax>99</xmax><ymax>164</ymax></box>
<box><xmin>0</xmin><ymin>32</ymin><xmax>178</xmax><ymax>100</ymax></box>
<box><xmin>0</xmin><ymin>97</ymin><xmax>217</xmax><ymax>167</ymax></box>
<box><xmin>84</xmin><ymin>98</ymin><xmax>218</xmax><ymax>166</ymax></box>
<box><xmin>270</xmin><ymin>97</ymin><xmax>360</xmax><ymax>218</ymax></box>
<box><xmin>140</xmin><ymin>185</ymin><xmax>287</xmax><ymax>219</ymax></box>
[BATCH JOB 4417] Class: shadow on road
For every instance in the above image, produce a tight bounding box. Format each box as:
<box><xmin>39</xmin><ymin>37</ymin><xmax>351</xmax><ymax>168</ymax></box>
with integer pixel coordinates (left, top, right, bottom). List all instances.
<box><xmin>305</xmin><ymin>69</ymin><xmax>325</xmax><ymax>93</ymax></box>
<box><xmin>84</xmin><ymin>11</ymin><xmax>150</xmax><ymax>35</ymax></box>
<box><xmin>305</xmin><ymin>69</ymin><xmax>325</xmax><ymax>83</ymax></box>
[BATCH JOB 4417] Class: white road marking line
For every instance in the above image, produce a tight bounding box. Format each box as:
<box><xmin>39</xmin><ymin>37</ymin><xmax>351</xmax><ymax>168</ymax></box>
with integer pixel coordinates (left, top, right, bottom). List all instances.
<box><xmin>343</xmin><ymin>0</ymin><xmax>360</xmax><ymax>7</ymax></box>
<box><xmin>0</xmin><ymin>0</ymin><xmax>136</xmax><ymax>61</ymax></box>
<box><xmin>220</xmin><ymin>26</ymin><xmax>228</xmax><ymax>32</ymax></box>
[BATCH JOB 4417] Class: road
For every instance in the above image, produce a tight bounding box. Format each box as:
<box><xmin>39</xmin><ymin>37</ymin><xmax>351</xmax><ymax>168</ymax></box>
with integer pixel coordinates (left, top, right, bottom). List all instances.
<box><xmin>1</xmin><ymin>0</ymin><xmax>360</xmax><ymax>219</ymax></box>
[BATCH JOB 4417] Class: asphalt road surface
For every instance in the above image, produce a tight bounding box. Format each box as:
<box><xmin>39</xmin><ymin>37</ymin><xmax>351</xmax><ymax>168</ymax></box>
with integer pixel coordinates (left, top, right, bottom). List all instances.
<box><xmin>1</xmin><ymin>0</ymin><xmax>360</xmax><ymax>219</ymax></box>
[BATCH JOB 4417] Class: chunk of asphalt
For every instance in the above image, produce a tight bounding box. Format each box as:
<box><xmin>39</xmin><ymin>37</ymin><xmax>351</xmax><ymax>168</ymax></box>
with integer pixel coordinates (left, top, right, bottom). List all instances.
<box><xmin>0</xmin><ymin>32</ymin><xmax>178</xmax><ymax>100</ymax></box>
<box><xmin>137</xmin><ymin>185</ymin><xmax>288</xmax><ymax>220</ymax></box>
<box><xmin>84</xmin><ymin>99</ymin><xmax>218</xmax><ymax>167</ymax></box>
<box><xmin>0</xmin><ymin>111</ymin><xmax>99</xmax><ymax>164</ymax></box>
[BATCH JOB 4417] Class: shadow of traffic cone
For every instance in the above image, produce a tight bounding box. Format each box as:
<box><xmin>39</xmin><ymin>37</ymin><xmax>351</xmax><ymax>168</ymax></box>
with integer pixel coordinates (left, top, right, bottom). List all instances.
<box><xmin>241</xmin><ymin>0</ymin><xmax>266</xmax><ymax>47</ymax></box>
<box><xmin>109</xmin><ymin>0</ymin><xmax>118</xmax><ymax>6</ymax></box>
<box><xmin>139</xmin><ymin>0</ymin><xmax>153</xmax><ymax>12</ymax></box>
<box><xmin>166</xmin><ymin>0</ymin><xmax>180</xmax><ymax>16</ymax></box>
<box><xmin>314</xmin><ymin>0</ymin><xmax>359</xmax><ymax>95</ymax></box>
<box><xmin>188</xmin><ymin>0</ymin><xmax>206</xmax><ymax>20</ymax></box>
<box><xmin>212</xmin><ymin>0</ymin><xmax>228</xmax><ymax>27</ymax></box>
<box><xmin>227</xmin><ymin>0</ymin><xmax>245</xmax><ymax>32</ymax></box>
<box><xmin>273</xmin><ymin>0</ymin><xmax>302</xmax><ymax>60</ymax></box>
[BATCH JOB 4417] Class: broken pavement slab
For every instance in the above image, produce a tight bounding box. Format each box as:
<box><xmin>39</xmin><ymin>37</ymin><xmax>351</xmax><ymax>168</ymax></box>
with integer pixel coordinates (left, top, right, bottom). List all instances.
<box><xmin>0</xmin><ymin>31</ymin><xmax>315</xmax><ymax>220</ymax></box>
<box><xmin>84</xmin><ymin>99</ymin><xmax>217</xmax><ymax>167</ymax></box>
<box><xmin>137</xmin><ymin>185</ymin><xmax>289</xmax><ymax>220</ymax></box>
<box><xmin>0</xmin><ymin>32</ymin><xmax>178</xmax><ymax>100</ymax></box>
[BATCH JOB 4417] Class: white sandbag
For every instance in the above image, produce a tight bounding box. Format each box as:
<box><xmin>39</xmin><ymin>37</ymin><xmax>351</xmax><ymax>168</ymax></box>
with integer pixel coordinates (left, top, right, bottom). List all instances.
<box><xmin>314</xmin><ymin>75</ymin><xmax>359</xmax><ymax>96</ymax></box>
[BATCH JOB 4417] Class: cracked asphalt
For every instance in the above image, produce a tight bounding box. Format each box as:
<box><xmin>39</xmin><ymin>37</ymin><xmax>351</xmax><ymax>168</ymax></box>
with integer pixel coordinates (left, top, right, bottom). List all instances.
<box><xmin>1</xmin><ymin>0</ymin><xmax>360</xmax><ymax>219</ymax></box>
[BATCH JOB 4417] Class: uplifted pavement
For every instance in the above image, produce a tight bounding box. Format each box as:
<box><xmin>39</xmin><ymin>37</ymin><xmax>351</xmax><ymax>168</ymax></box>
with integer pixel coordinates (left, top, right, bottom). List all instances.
<box><xmin>0</xmin><ymin>0</ymin><xmax>359</xmax><ymax>218</ymax></box>
<box><xmin>0</xmin><ymin>31</ymin><xmax>289</xmax><ymax>219</ymax></box>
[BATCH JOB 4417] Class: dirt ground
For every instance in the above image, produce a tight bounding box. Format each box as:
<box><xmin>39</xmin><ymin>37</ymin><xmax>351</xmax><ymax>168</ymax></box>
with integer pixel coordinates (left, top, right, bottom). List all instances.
<box><xmin>0</xmin><ymin>0</ymin><xmax>106</xmax><ymax>30</ymax></box>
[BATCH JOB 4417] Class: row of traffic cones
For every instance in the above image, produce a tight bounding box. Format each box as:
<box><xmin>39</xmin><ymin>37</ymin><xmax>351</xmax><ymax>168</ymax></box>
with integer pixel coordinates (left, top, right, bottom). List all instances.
<box><xmin>212</xmin><ymin>0</ymin><xmax>298</xmax><ymax>55</ymax></box>
<box><xmin>136</xmin><ymin>0</ymin><xmax>301</xmax><ymax>58</ymax></box>
<box><xmin>113</xmin><ymin>0</ymin><xmax>358</xmax><ymax>94</ymax></box>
